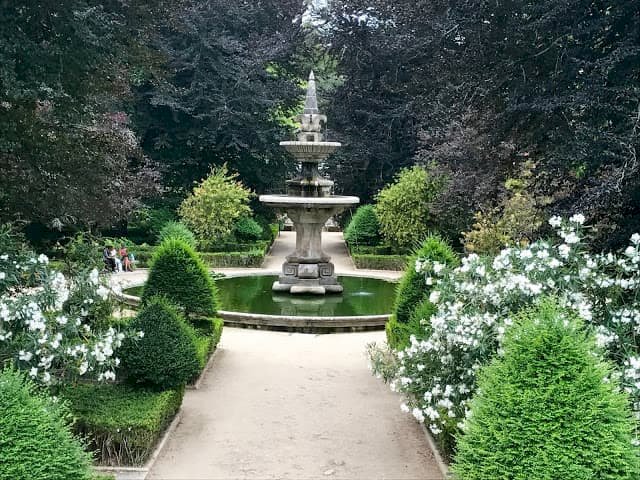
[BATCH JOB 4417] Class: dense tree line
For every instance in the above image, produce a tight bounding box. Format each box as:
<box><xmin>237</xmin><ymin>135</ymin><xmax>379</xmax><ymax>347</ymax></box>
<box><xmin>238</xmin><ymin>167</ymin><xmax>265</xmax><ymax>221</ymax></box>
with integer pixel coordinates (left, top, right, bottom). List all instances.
<box><xmin>325</xmin><ymin>0</ymin><xmax>639</xmax><ymax>248</ymax></box>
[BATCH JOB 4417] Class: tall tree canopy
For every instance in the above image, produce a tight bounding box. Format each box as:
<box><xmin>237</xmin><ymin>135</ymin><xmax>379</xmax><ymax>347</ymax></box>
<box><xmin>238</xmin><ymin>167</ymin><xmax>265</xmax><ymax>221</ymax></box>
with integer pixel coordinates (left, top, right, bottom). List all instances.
<box><xmin>0</xmin><ymin>1</ymin><xmax>164</xmax><ymax>228</ymax></box>
<box><xmin>133</xmin><ymin>0</ymin><xmax>306</xmax><ymax>196</ymax></box>
<box><xmin>326</xmin><ymin>0</ymin><xmax>640</xmax><ymax>247</ymax></box>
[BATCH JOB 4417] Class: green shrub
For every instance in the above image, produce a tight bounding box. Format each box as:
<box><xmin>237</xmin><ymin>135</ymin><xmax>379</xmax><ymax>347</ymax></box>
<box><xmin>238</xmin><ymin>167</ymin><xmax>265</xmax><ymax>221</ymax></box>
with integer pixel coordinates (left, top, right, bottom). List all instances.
<box><xmin>0</xmin><ymin>368</ymin><xmax>93</xmax><ymax>480</ymax></box>
<box><xmin>157</xmin><ymin>221</ymin><xmax>197</xmax><ymax>249</ymax></box>
<box><xmin>375</xmin><ymin>166</ymin><xmax>445</xmax><ymax>249</ymax></box>
<box><xmin>62</xmin><ymin>383</ymin><xmax>183</xmax><ymax>466</ymax></box>
<box><xmin>120</xmin><ymin>297</ymin><xmax>201</xmax><ymax>390</ymax></box>
<box><xmin>452</xmin><ymin>300</ymin><xmax>640</xmax><ymax>480</ymax></box>
<box><xmin>352</xmin><ymin>254</ymin><xmax>407</xmax><ymax>270</ymax></box>
<box><xmin>386</xmin><ymin>299</ymin><xmax>437</xmax><ymax>350</ymax></box>
<box><xmin>393</xmin><ymin>235</ymin><xmax>458</xmax><ymax>325</ymax></box>
<box><xmin>179</xmin><ymin>164</ymin><xmax>252</xmax><ymax>243</ymax></box>
<box><xmin>143</xmin><ymin>239</ymin><xmax>217</xmax><ymax>318</ymax></box>
<box><xmin>197</xmin><ymin>240</ymin><xmax>269</xmax><ymax>253</ymax></box>
<box><xmin>344</xmin><ymin>205</ymin><xmax>382</xmax><ymax>246</ymax></box>
<box><xmin>61</xmin><ymin>232</ymin><xmax>104</xmax><ymax>275</ymax></box>
<box><xmin>233</xmin><ymin>217</ymin><xmax>263</xmax><ymax>242</ymax></box>
<box><xmin>349</xmin><ymin>244</ymin><xmax>397</xmax><ymax>255</ymax></box>
<box><xmin>200</xmin><ymin>250</ymin><xmax>265</xmax><ymax>268</ymax></box>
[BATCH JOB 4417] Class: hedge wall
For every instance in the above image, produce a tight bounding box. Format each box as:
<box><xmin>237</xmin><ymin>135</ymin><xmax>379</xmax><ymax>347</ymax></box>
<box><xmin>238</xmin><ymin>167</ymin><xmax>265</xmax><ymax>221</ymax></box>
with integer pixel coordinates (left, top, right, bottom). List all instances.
<box><xmin>352</xmin><ymin>254</ymin><xmax>408</xmax><ymax>271</ymax></box>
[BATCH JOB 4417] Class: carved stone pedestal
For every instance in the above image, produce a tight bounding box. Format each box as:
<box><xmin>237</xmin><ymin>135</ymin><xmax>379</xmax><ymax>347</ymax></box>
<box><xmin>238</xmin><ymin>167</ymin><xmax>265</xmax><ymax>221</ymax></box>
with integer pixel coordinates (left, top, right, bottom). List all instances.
<box><xmin>272</xmin><ymin>261</ymin><xmax>343</xmax><ymax>295</ymax></box>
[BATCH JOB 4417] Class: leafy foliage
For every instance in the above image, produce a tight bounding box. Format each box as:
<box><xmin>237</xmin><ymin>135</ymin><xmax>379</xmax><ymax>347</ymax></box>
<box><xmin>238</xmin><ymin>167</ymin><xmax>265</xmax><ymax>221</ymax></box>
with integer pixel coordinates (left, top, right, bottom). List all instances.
<box><xmin>120</xmin><ymin>297</ymin><xmax>201</xmax><ymax>390</ymax></box>
<box><xmin>157</xmin><ymin>222</ymin><xmax>196</xmax><ymax>249</ymax></box>
<box><xmin>0</xmin><ymin>368</ymin><xmax>93</xmax><ymax>480</ymax></box>
<box><xmin>344</xmin><ymin>205</ymin><xmax>382</xmax><ymax>246</ymax></box>
<box><xmin>62</xmin><ymin>383</ymin><xmax>183</xmax><ymax>466</ymax></box>
<box><xmin>375</xmin><ymin>167</ymin><xmax>444</xmax><ymax>249</ymax></box>
<box><xmin>394</xmin><ymin>235</ymin><xmax>458</xmax><ymax>325</ymax></box>
<box><xmin>233</xmin><ymin>217</ymin><xmax>264</xmax><ymax>243</ymax></box>
<box><xmin>142</xmin><ymin>239</ymin><xmax>217</xmax><ymax>318</ymax></box>
<box><xmin>179</xmin><ymin>165</ymin><xmax>253</xmax><ymax>243</ymax></box>
<box><xmin>452</xmin><ymin>300</ymin><xmax>639</xmax><ymax>479</ymax></box>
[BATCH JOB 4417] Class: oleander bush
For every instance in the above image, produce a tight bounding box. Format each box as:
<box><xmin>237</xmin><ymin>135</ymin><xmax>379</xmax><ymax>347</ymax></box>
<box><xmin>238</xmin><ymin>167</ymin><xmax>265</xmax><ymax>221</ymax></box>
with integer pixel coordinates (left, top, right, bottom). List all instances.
<box><xmin>452</xmin><ymin>300</ymin><xmax>639</xmax><ymax>479</ymax></box>
<box><xmin>0</xmin><ymin>368</ymin><xmax>93</xmax><ymax>480</ymax></box>
<box><xmin>233</xmin><ymin>216</ymin><xmax>263</xmax><ymax>242</ymax></box>
<box><xmin>393</xmin><ymin>235</ymin><xmax>458</xmax><ymax>325</ymax></box>
<box><xmin>157</xmin><ymin>221</ymin><xmax>197</xmax><ymax>249</ymax></box>
<box><xmin>344</xmin><ymin>205</ymin><xmax>382</xmax><ymax>246</ymax></box>
<box><xmin>62</xmin><ymin>383</ymin><xmax>183</xmax><ymax>466</ymax></box>
<box><xmin>374</xmin><ymin>215</ymin><xmax>640</xmax><ymax>457</ymax></box>
<box><xmin>142</xmin><ymin>239</ymin><xmax>217</xmax><ymax>318</ymax></box>
<box><xmin>120</xmin><ymin>297</ymin><xmax>201</xmax><ymax>390</ymax></box>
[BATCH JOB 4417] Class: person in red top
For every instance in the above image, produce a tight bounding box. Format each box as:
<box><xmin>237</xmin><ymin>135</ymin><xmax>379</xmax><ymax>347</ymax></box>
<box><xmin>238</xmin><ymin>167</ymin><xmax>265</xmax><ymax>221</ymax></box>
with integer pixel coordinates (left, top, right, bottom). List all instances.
<box><xmin>119</xmin><ymin>244</ymin><xmax>133</xmax><ymax>272</ymax></box>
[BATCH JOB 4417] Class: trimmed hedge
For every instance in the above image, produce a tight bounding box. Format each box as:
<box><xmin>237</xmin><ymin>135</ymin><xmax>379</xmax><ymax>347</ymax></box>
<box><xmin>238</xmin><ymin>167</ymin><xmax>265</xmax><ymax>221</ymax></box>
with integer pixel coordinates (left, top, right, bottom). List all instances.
<box><xmin>386</xmin><ymin>298</ymin><xmax>437</xmax><ymax>350</ymax></box>
<box><xmin>200</xmin><ymin>250</ymin><xmax>265</xmax><ymax>268</ymax></box>
<box><xmin>0</xmin><ymin>368</ymin><xmax>93</xmax><ymax>480</ymax></box>
<box><xmin>233</xmin><ymin>217</ymin><xmax>263</xmax><ymax>242</ymax></box>
<box><xmin>452</xmin><ymin>300</ymin><xmax>640</xmax><ymax>479</ymax></box>
<box><xmin>191</xmin><ymin>317</ymin><xmax>224</xmax><ymax>373</ymax></box>
<box><xmin>198</xmin><ymin>240</ymin><xmax>270</xmax><ymax>253</ymax></box>
<box><xmin>62</xmin><ymin>383</ymin><xmax>183</xmax><ymax>467</ymax></box>
<box><xmin>143</xmin><ymin>239</ymin><xmax>218</xmax><ymax>317</ymax></box>
<box><xmin>352</xmin><ymin>254</ymin><xmax>408</xmax><ymax>271</ymax></box>
<box><xmin>157</xmin><ymin>221</ymin><xmax>197</xmax><ymax>249</ymax></box>
<box><xmin>344</xmin><ymin>205</ymin><xmax>382</xmax><ymax>246</ymax></box>
<box><xmin>120</xmin><ymin>297</ymin><xmax>201</xmax><ymax>390</ymax></box>
<box><xmin>349</xmin><ymin>244</ymin><xmax>398</xmax><ymax>255</ymax></box>
<box><xmin>393</xmin><ymin>235</ymin><xmax>458</xmax><ymax>325</ymax></box>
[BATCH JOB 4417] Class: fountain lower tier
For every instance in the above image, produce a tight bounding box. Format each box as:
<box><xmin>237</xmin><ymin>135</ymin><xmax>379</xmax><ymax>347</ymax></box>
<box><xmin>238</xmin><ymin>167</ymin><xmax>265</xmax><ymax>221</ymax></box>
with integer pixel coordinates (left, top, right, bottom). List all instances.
<box><xmin>259</xmin><ymin>195</ymin><xmax>359</xmax><ymax>294</ymax></box>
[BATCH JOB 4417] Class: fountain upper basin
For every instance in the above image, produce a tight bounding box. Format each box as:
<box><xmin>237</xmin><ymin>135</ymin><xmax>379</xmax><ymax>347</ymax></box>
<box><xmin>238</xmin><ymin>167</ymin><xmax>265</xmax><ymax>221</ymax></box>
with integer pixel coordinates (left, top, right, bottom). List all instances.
<box><xmin>279</xmin><ymin>141</ymin><xmax>342</xmax><ymax>162</ymax></box>
<box><xmin>259</xmin><ymin>195</ymin><xmax>360</xmax><ymax>209</ymax></box>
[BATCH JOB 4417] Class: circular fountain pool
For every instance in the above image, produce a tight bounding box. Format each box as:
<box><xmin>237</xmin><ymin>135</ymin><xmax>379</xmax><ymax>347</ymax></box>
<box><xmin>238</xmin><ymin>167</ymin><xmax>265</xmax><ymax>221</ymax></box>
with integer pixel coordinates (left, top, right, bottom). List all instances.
<box><xmin>122</xmin><ymin>274</ymin><xmax>397</xmax><ymax>331</ymax></box>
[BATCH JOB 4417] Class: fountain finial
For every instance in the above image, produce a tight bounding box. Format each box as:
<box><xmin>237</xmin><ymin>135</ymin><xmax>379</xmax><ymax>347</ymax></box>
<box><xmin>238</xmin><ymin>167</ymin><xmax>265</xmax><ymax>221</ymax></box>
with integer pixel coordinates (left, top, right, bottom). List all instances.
<box><xmin>303</xmin><ymin>71</ymin><xmax>320</xmax><ymax>115</ymax></box>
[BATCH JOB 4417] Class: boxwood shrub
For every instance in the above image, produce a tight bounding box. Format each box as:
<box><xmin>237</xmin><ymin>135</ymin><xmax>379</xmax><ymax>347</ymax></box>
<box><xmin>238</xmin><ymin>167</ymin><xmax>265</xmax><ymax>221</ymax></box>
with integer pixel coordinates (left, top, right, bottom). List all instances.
<box><xmin>0</xmin><ymin>368</ymin><xmax>93</xmax><ymax>480</ymax></box>
<box><xmin>344</xmin><ymin>205</ymin><xmax>382</xmax><ymax>246</ymax></box>
<box><xmin>157</xmin><ymin>221</ymin><xmax>197</xmax><ymax>249</ymax></box>
<box><xmin>120</xmin><ymin>297</ymin><xmax>201</xmax><ymax>390</ymax></box>
<box><xmin>233</xmin><ymin>217</ymin><xmax>263</xmax><ymax>242</ymax></box>
<box><xmin>143</xmin><ymin>239</ymin><xmax>217</xmax><ymax>318</ymax></box>
<box><xmin>452</xmin><ymin>300</ymin><xmax>640</xmax><ymax>480</ymax></box>
<box><xmin>62</xmin><ymin>383</ymin><xmax>183</xmax><ymax>467</ymax></box>
<box><xmin>393</xmin><ymin>235</ymin><xmax>458</xmax><ymax>325</ymax></box>
<box><xmin>352</xmin><ymin>254</ymin><xmax>407</xmax><ymax>270</ymax></box>
<box><xmin>200</xmin><ymin>250</ymin><xmax>265</xmax><ymax>268</ymax></box>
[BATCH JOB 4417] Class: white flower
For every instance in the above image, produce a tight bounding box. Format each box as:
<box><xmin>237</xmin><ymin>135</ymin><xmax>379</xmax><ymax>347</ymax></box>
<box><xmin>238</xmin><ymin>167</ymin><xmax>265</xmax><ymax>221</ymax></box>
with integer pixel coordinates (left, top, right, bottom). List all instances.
<box><xmin>29</xmin><ymin>367</ymin><xmax>38</xmax><ymax>378</ymax></box>
<box><xmin>37</xmin><ymin>254</ymin><xmax>49</xmax><ymax>264</ymax></box>
<box><xmin>400</xmin><ymin>403</ymin><xmax>410</xmax><ymax>413</ymax></box>
<box><xmin>429</xmin><ymin>291</ymin><xmax>441</xmax><ymax>304</ymax></box>
<box><xmin>412</xmin><ymin>408</ymin><xmax>425</xmax><ymax>423</ymax></box>
<box><xmin>103</xmin><ymin>371</ymin><xmax>116</xmax><ymax>381</ymax></box>
<box><xmin>569</xmin><ymin>214</ymin><xmax>585</xmax><ymax>225</ymax></box>
<box><xmin>18</xmin><ymin>350</ymin><xmax>33</xmax><ymax>361</ymax></box>
<box><xmin>558</xmin><ymin>244</ymin><xmax>571</xmax><ymax>258</ymax></box>
<box><xmin>137</xmin><ymin>331</ymin><xmax>145</xmax><ymax>338</ymax></box>
<box><xmin>564</xmin><ymin>232</ymin><xmax>580</xmax><ymax>244</ymax></box>
<box><xmin>0</xmin><ymin>272</ymin><xmax>5</xmax><ymax>280</ymax></box>
<box><xmin>89</xmin><ymin>268</ymin><xmax>100</xmax><ymax>285</ymax></box>
<box><xmin>549</xmin><ymin>216</ymin><xmax>562</xmax><ymax>227</ymax></box>
<box><xmin>631</xmin><ymin>233</ymin><xmax>640</xmax><ymax>245</ymax></box>
<box><xmin>79</xmin><ymin>361</ymin><xmax>88</xmax><ymax>375</ymax></box>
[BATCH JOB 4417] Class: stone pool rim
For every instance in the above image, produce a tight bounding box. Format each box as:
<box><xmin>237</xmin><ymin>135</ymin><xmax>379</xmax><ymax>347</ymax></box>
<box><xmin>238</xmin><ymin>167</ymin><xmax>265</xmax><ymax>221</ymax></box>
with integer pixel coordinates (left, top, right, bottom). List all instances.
<box><xmin>114</xmin><ymin>272</ymin><xmax>397</xmax><ymax>331</ymax></box>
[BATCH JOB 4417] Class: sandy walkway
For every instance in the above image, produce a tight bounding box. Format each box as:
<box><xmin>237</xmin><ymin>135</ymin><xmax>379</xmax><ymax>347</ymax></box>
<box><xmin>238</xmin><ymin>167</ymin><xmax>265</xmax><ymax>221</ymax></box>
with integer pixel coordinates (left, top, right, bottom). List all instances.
<box><xmin>147</xmin><ymin>328</ymin><xmax>443</xmax><ymax>480</ymax></box>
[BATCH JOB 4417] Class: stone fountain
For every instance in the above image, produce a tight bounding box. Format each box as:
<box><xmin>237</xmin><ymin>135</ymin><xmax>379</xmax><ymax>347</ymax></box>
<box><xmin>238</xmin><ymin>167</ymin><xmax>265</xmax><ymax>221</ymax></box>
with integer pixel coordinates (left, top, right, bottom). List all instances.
<box><xmin>259</xmin><ymin>72</ymin><xmax>359</xmax><ymax>294</ymax></box>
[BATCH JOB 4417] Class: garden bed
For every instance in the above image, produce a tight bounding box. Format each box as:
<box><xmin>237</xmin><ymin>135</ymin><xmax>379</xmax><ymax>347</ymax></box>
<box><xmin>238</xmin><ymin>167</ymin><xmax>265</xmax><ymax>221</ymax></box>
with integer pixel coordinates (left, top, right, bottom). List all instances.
<box><xmin>62</xmin><ymin>384</ymin><xmax>184</xmax><ymax>467</ymax></box>
<box><xmin>352</xmin><ymin>253</ymin><xmax>407</xmax><ymax>271</ymax></box>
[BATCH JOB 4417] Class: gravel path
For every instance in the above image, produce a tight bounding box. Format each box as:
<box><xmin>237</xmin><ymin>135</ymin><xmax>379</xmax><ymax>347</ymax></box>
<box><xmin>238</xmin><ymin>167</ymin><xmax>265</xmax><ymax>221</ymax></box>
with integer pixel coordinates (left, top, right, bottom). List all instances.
<box><xmin>147</xmin><ymin>328</ymin><xmax>443</xmax><ymax>480</ymax></box>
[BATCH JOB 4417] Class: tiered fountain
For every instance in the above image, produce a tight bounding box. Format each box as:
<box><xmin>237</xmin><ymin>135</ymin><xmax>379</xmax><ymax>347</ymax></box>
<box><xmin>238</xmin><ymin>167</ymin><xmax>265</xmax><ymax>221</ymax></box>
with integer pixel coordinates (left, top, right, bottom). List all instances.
<box><xmin>260</xmin><ymin>72</ymin><xmax>359</xmax><ymax>294</ymax></box>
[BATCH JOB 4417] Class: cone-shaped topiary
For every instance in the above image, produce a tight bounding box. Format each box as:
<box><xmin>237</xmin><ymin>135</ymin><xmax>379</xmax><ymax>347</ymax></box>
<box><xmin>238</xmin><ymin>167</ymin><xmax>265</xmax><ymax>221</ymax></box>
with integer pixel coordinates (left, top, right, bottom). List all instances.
<box><xmin>452</xmin><ymin>300</ymin><xmax>640</xmax><ymax>480</ymax></box>
<box><xmin>0</xmin><ymin>368</ymin><xmax>93</xmax><ymax>480</ymax></box>
<box><xmin>143</xmin><ymin>238</ymin><xmax>217</xmax><ymax>318</ymax></box>
<box><xmin>120</xmin><ymin>297</ymin><xmax>201</xmax><ymax>390</ymax></box>
<box><xmin>393</xmin><ymin>234</ymin><xmax>458</xmax><ymax>326</ymax></box>
<box><xmin>157</xmin><ymin>221</ymin><xmax>197</xmax><ymax>249</ymax></box>
<box><xmin>386</xmin><ymin>298</ymin><xmax>437</xmax><ymax>350</ymax></box>
<box><xmin>344</xmin><ymin>205</ymin><xmax>382</xmax><ymax>246</ymax></box>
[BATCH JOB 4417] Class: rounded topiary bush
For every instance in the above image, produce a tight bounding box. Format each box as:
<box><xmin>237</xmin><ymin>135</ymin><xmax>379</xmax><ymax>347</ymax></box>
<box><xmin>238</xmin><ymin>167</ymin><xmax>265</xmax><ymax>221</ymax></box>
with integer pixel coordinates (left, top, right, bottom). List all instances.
<box><xmin>120</xmin><ymin>297</ymin><xmax>201</xmax><ymax>390</ymax></box>
<box><xmin>0</xmin><ymin>368</ymin><xmax>93</xmax><ymax>480</ymax></box>
<box><xmin>157</xmin><ymin>221</ymin><xmax>197</xmax><ymax>249</ymax></box>
<box><xmin>344</xmin><ymin>205</ymin><xmax>382</xmax><ymax>246</ymax></box>
<box><xmin>233</xmin><ymin>217</ymin><xmax>263</xmax><ymax>242</ymax></box>
<box><xmin>452</xmin><ymin>300</ymin><xmax>640</xmax><ymax>480</ymax></box>
<box><xmin>393</xmin><ymin>235</ymin><xmax>458</xmax><ymax>326</ymax></box>
<box><xmin>143</xmin><ymin>238</ymin><xmax>217</xmax><ymax>318</ymax></box>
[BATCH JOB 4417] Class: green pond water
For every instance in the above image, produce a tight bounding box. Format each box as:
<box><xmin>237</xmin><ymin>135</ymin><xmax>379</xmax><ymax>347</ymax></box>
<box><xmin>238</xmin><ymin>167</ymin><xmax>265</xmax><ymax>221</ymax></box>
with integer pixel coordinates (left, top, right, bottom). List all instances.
<box><xmin>124</xmin><ymin>275</ymin><xmax>396</xmax><ymax>317</ymax></box>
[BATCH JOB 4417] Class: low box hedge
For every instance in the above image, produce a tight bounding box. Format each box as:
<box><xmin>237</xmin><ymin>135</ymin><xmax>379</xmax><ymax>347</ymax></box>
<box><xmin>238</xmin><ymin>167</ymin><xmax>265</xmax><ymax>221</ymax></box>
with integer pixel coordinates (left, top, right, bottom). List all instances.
<box><xmin>191</xmin><ymin>317</ymin><xmax>224</xmax><ymax>372</ymax></box>
<box><xmin>352</xmin><ymin>254</ymin><xmax>408</xmax><ymax>271</ymax></box>
<box><xmin>198</xmin><ymin>240</ymin><xmax>270</xmax><ymax>253</ymax></box>
<box><xmin>62</xmin><ymin>384</ymin><xmax>184</xmax><ymax>467</ymax></box>
<box><xmin>348</xmin><ymin>244</ymin><xmax>400</xmax><ymax>255</ymax></box>
<box><xmin>200</xmin><ymin>250</ymin><xmax>265</xmax><ymax>268</ymax></box>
